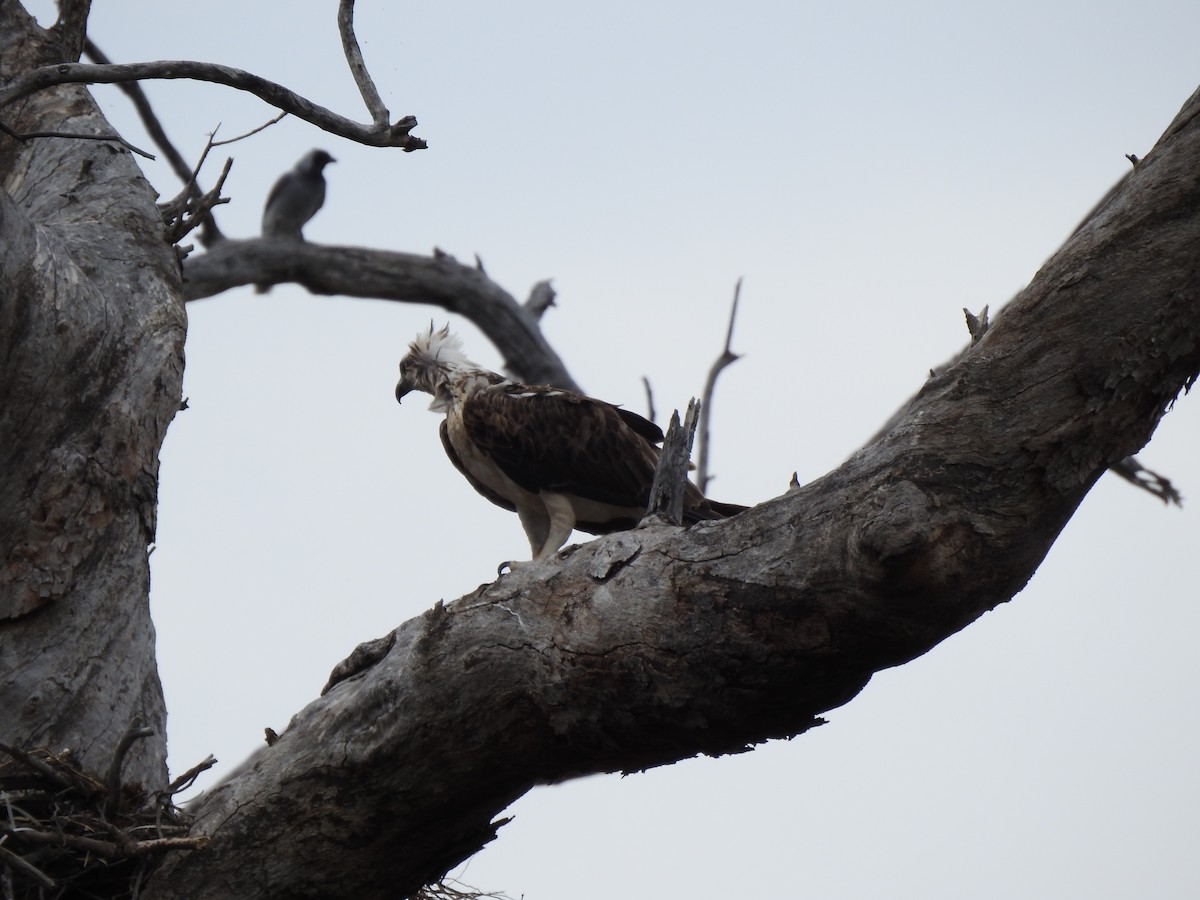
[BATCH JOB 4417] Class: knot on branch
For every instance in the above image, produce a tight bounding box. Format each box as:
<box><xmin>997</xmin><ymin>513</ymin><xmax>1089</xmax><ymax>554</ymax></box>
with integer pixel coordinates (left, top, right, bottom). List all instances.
<box><xmin>323</xmin><ymin>631</ymin><xmax>399</xmax><ymax>695</ymax></box>
<box><xmin>854</xmin><ymin>480</ymin><xmax>982</xmax><ymax>600</ymax></box>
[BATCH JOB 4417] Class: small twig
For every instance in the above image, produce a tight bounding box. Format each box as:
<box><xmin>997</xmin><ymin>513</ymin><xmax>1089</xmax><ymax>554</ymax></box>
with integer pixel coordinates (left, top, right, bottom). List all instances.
<box><xmin>129</xmin><ymin>859</ymin><xmax>150</xmax><ymax>900</ymax></box>
<box><xmin>104</xmin><ymin>719</ymin><xmax>155</xmax><ymax>820</ymax></box>
<box><xmin>160</xmin><ymin>154</ymin><xmax>234</xmax><ymax>246</ymax></box>
<box><xmin>646</xmin><ymin>400</ymin><xmax>700</xmax><ymax>526</ymax></box>
<box><xmin>2</xmin><ymin>794</ymin><xmax>30</xmax><ymax>829</ymax></box>
<box><xmin>415</xmin><ymin>879</ymin><xmax>516</xmax><ymax>900</ymax></box>
<box><xmin>124</xmin><ymin>835</ymin><xmax>211</xmax><ymax>856</ymax></box>
<box><xmin>163</xmin><ymin>755</ymin><xmax>217</xmax><ymax>798</ymax></box>
<box><xmin>696</xmin><ymin>278</ymin><xmax>743</xmax><ymax>494</ymax></box>
<box><xmin>1110</xmin><ymin>456</ymin><xmax>1183</xmax><ymax>506</ymax></box>
<box><xmin>0</xmin><ymin>845</ymin><xmax>56</xmax><ymax>891</ymax></box>
<box><xmin>210</xmin><ymin>111</ymin><xmax>288</xmax><ymax>147</ymax></box>
<box><xmin>156</xmin><ymin>134</ymin><xmax>212</xmax><ymax>222</ymax></box>
<box><xmin>338</xmin><ymin>0</ymin><xmax>390</xmax><ymax>127</ymax></box>
<box><xmin>0</xmin><ymin>118</ymin><xmax>154</xmax><ymax>158</ymax></box>
<box><xmin>96</xmin><ymin>818</ymin><xmax>207</xmax><ymax>856</ymax></box>
<box><xmin>641</xmin><ymin>376</ymin><xmax>657</xmax><ymax>424</ymax></box>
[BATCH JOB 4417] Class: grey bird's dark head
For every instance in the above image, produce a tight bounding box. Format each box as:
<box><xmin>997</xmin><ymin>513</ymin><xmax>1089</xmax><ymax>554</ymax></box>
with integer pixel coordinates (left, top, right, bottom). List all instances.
<box><xmin>297</xmin><ymin>149</ymin><xmax>336</xmax><ymax>176</ymax></box>
<box><xmin>261</xmin><ymin>149</ymin><xmax>336</xmax><ymax>239</ymax></box>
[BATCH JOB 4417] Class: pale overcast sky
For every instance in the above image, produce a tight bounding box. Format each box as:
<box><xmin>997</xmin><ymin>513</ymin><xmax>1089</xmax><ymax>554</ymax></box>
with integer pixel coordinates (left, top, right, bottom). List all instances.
<box><xmin>24</xmin><ymin>1</ymin><xmax>1200</xmax><ymax>897</ymax></box>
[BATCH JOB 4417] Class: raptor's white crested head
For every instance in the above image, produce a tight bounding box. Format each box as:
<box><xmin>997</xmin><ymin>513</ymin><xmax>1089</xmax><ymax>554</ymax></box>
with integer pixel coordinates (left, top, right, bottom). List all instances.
<box><xmin>395</xmin><ymin>323</ymin><xmax>481</xmax><ymax>408</ymax></box>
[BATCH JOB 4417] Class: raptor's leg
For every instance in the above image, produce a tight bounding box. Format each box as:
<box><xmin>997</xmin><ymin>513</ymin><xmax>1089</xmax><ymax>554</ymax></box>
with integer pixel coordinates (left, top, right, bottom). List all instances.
<box><xmin>515</xmin><ymin>500</ymin><xmax>550</xmax><ymax>559</ymax></box>
<box><xmin>499</xmin><ymin>499</ymin><xmax>555</xmax><ymax>573</ymax></box>
<box><xmin>534</xmin><ymin>492</ymin><xmax>577</xmax><ymax>560</ymax></box>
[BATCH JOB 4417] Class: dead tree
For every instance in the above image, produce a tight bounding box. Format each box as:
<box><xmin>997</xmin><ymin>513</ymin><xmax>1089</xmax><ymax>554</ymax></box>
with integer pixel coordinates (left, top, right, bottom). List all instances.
<box><xmin>2</xmin><ymin>3</ymin><xmax>1198</xmax><ymax>899</ymax></box>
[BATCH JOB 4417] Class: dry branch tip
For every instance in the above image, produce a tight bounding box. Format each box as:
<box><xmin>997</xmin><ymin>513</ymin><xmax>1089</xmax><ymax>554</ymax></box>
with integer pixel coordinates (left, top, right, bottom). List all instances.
<box><xmin>963</xmin><ymin>305</ymin><xmax>990</xmax><ymax>343</ymax></box>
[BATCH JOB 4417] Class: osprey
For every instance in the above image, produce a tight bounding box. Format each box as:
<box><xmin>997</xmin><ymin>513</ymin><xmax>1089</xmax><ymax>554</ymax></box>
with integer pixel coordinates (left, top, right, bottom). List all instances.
<box><xmin>395</xmin><ymin>324</ymin><xmax>745</xmax><ymax>568</ymax></box>
<box><xmin>261</xmin><ymin>148</ymin><xmax>335</xmax><ymax>239</ymax></box>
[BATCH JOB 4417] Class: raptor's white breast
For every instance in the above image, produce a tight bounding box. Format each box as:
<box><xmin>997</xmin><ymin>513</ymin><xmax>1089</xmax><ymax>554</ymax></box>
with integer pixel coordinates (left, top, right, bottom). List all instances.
<box><xmin>444</xmin><ymin>407</ymin><xmax>537</xmax><ymax>505</ymax></box>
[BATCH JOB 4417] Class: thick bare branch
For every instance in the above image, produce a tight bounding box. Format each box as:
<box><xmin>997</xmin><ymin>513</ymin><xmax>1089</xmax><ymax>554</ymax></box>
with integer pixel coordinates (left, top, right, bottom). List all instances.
<box><xmin>143</xmin><ymin>85</ymin><xmax>1200</xmax><ymax>900</ymax></box>
<box><xmin>182</xmin><ymin>240</ymin><xmax>579</xmax><ymax>391</ymax></box>
<box><xmin>865</xmin><ymin>301</ymin><xmax>1181</xmax><ymax>503</ymax></box>
<box><xmin>0</xmin><ymin>60</ymin><xmax>426</xmax><ymax>150</ymax></box>
<box><xmin>163</xmin><ymin>755</ymin><xmax>218</xmax><ymax>797</ymax></box>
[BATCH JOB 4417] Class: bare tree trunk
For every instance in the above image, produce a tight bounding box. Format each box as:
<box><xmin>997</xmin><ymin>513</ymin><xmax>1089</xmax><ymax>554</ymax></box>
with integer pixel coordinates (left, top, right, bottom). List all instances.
<box><xmin>0</xmin><ymin>4</ymin><xmax>182</xmax><ymax>791</ymax></box>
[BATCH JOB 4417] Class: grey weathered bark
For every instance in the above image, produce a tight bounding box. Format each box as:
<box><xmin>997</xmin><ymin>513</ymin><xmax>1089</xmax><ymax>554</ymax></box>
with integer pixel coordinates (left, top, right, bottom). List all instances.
<box><xmin>0</xmin><ymin>2</ymin><xmax>183</xmax><ymax>791</ymax></box>
<box><xmin>3</xmin><ymin>1</ymin><xmax>1200</xmax><ymax>898</ymax></box>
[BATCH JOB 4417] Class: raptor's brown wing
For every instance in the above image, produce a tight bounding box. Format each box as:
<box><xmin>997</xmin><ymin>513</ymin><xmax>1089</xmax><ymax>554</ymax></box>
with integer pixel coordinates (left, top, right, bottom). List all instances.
<box><xmin>460</xmin><ymin>384</ymin><xmax>661</xmax><ymax>511</ymax></box>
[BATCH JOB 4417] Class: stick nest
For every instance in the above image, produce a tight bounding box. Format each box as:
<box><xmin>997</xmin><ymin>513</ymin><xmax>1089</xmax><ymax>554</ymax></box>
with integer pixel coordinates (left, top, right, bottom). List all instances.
<box><xmin>0</xmin><ymin>744</ymin><xmax>207</xmax><ymax>900</ymax></box>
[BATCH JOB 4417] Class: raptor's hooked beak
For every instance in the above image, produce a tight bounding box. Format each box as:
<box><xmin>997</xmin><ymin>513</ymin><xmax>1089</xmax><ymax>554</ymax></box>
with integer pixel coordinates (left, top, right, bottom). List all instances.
<box><xmin>395</xmin><ymin>378</ymin><xmax>414</xmax><ymax>404</ymax></box>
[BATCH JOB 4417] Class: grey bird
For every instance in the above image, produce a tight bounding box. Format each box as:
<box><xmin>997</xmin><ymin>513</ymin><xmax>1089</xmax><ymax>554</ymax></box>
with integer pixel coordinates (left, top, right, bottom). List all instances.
<box><xmin>262</xmin><ymin>148</ymin><xmax>335</xmax><ymax>238</ymax></box>
<box><xmin>256</xmin><ymin>149</ymin><xmax>335</xmax><ymax>293</ymax></box>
